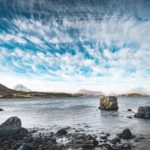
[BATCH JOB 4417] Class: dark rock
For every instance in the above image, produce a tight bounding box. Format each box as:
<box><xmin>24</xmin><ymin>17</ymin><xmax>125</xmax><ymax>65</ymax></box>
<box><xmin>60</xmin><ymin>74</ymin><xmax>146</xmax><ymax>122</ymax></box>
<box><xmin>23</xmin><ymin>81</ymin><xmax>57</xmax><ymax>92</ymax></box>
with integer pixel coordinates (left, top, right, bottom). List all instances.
<box><xmin>127</xmin><ymin>109</ymin><xmax>132</xmax><ymax>111</ymax></box>
<box><xmin>0</xmin><ymin>117</ymin><xmax>29</xmax><ymax>141</ymax></box>
<box><xmin>99</xmin><ymin>96</ymin><xmax>118</xmax><ymax>111</ymax></box>
<box><xmin>127</xmin><ymin>116</ymin><xmax>133</xmax><ymax>119</ymax></box>
<box><xmin>30</xmin><ymin>129</ymin><xmax>38</xmax><ymax>134</ymax></box>
<box><xmin>118</xmin><ymin>129</ymin><xmax>134</xmax><ymax>139</ymax></box>
<box><xmin>56</xmin><ymin>128</ymin><xmax>67</xmax><ymax>135</ymax></box>
<box><xmin>83</xmin><ymin>135</ymin><xmax>99</xmax><ymax>148</ymax></box>
<box><xmin>106</xmin><ymin>133</ymin><xmax>110</xmax><ymax>137</ymax></box>
<box><xmin>16</xmin><ymin>135</ymin><xmax>59</xmax><ymax>150</ymax></box>
<box><xmin>121</xmin><ymin>143</ymin><xmax>131</xmax><ymax>149</ymax></box>
<box><xmin>77</xmin><ymin>134</ymin><xmax>98</xmax><ymax>148</ymax></box>
<box><xmin>0</xmin><ymin>108</ymin><xmax>4</xmax><ymax>111</ymax></box>
<box><xmin>0</xmin><ymin>127</ymin><xmax>29</xmax><ymax>140</ymax></box>
<box><xmin>99</xmin><ymin>143</ymin><xmax>114</xmax><ymax>150</ymax></box>
<box><xmin>135</xmin><ymin>106</ymin><xmax>150</xmax><ymax>119</ymax></box>
<box><xmin>63</xmin><ymin>126</ymin><xmax>71</xmax><ymax>130</ymax></box>
<box><xmin>0</xmin><ymin>116</ymin><xmax>21</xmax><ymax>128</ymax></box>
<box><xmin>111</xmin><ymin>137</ymin><xmax>121</xmax><ymax>144</ymax></box>
<box><xmin>0</xmin><ymin>117</ymin><xmax>61</xmax><ymax>150</ymax></box>
<box><xmin>75</xmin><ymin>129</ymin><xmax>80</xmax><ymax>132</ymax></box>
<box><xmin>100</xmin><ymin>135</ymin><xmax>107</xmax><ymax>140</ymax></box>
<box><xmin>65</xmin><ymin>133</ymin><xmax>98</xmax><ymax>149</ymax></box>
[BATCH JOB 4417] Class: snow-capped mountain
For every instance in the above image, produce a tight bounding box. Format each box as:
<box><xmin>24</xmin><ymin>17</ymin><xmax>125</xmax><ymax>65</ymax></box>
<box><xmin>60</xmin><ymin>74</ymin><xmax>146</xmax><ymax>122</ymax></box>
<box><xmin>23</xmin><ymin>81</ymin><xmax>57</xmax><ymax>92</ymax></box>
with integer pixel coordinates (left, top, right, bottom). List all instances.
<box><xmin>14</xmin><ymin>84</ymin><xmax>31</xmax><ymax>92</ymax></box>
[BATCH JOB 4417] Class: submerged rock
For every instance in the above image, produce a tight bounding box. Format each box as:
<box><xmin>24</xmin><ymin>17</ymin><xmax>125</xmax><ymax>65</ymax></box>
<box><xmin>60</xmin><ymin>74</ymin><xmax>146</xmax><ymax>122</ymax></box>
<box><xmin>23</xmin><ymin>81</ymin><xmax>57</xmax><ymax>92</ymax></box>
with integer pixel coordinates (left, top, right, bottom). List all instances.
<box><xmin>127</xmin><ymin>109</ymin><xmax>132</xmax><ymax>112</ymax></box>
<box><xmin>118</xmin><ymin>129</ymin><xmax>134</xmax><ymax>139</ymax></box>
<box><xmin>99</xmin><ymin>96</ymin><xmax>118</xmax><ymax>110</ymax></box>
<box><xmin>127</xmin><ymin>115</ymin><xmax>133</xmax><ymax>119</ymax></box>
<box><xmin>135</xmin><ymin>106</ymin><xmax>150</xmax><ymax>119</ymax></box>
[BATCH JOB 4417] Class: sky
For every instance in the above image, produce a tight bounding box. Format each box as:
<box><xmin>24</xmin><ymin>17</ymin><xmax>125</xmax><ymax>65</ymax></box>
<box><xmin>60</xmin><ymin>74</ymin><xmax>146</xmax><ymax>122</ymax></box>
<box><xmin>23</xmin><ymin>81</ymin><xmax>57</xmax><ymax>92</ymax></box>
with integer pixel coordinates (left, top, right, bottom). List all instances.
<box><xmin>0</xmin><ymin>0</ymin><xmax>150</xmax><ymax>94</ymax></box>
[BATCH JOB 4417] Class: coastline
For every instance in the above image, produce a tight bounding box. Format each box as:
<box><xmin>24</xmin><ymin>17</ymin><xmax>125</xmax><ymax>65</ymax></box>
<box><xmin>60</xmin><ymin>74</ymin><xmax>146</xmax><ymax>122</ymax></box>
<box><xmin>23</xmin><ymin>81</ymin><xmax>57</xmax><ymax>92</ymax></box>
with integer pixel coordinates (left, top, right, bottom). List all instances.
<box><xmin>1</xmin><ymin>96</ymin><xmax>150</xmax><ymax>149</ymax></box>
<box><xmin>0</xmin><ymin>116</ymin><xmax>150</xmax><ymax>150</ymax></box>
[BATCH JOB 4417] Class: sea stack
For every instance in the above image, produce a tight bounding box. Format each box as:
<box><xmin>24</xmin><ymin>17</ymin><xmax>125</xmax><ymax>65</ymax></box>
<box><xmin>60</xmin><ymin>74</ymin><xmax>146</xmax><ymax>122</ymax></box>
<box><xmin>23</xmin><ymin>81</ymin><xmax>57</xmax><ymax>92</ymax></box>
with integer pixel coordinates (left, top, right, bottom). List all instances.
<box><xmin>135</xmin><ymin>106</ymin><xmax>150</xmax><ymax>119</ymax></box>
<box><xmin>99</xmin><ymin>96</ymin><xmax>118</xmax><ymax>111</ymax></box>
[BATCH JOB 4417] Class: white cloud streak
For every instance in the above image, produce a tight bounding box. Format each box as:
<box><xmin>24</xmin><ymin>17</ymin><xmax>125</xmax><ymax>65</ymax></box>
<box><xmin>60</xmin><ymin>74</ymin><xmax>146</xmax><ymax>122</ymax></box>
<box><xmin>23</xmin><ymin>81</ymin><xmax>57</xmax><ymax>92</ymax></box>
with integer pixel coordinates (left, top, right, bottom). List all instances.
<box><xmin>0</xmin><ymin>17</ymin><xmax>150</xmax><ymax>94</ymax></box>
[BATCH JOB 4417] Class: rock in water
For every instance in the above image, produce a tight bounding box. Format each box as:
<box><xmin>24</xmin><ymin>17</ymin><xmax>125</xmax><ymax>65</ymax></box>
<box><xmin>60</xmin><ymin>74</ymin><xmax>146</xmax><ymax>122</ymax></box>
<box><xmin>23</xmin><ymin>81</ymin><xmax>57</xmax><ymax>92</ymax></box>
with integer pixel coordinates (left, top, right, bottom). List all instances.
<box><xmin>118</xmin><ymin>129</ymin><xmax>134</xmax><ymax>139</ymax></box>
<box><xmin>0</xmin><ymin>108</ymin><xmax>4</xmax><ymax>111</ymax></box>
<box><xmin>135</xmin><ymin>106</ymin><xmax>150</xmax><ymax>119</ymax></box>
<box><xmin>99</xmin><ymin>96</ymin><xmax>118</xmax><ymax>110</ymax></box>
<box><xmin>127</xmin><ymin>109</ymin><xmax>132</xmax><ymax>112</ymax></box>
<box><xmin>0</xmin><ymin>116</ymin><xmax>21</xmax><ymax>128</ymax></box>
<box><xmin>57</xmin><ymin>128</ymin><xmax>67</xmax><ymax>135</ymax></box>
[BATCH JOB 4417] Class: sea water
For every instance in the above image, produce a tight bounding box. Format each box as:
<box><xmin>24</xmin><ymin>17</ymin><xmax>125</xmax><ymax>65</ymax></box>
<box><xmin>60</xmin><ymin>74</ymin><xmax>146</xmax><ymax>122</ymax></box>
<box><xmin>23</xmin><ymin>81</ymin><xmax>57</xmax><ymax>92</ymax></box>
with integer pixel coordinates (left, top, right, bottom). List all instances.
<box><xmin>0</xmin><ymin>96</ymin><xmax>150</xmax><ymax>137</ymax></box>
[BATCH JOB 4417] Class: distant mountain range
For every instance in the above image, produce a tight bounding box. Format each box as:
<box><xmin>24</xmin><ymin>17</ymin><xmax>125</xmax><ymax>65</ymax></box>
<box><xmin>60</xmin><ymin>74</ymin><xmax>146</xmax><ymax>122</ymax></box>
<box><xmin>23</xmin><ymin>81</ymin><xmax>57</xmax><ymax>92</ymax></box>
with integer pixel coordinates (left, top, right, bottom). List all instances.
<box><xmin>0</xmin><ymin>84</ymin><xmax>74</xmax><ymax>98</ymax></box>
<box><xmin>129</xmin><ymin>87</ymin><xmax>149</xmax><ymax>95</ymax></box>
<box><xmin>119</xmin><ymin>87</ymin><xmax>150</xmax><ymax>97</ymax></box>
<box><xmin>0</xmin><ymin>83</ymin><xmax>149</xmax><ymax>98</ymax></box>
<box><xmin>14</xmin><ymin>84</ymin><xmax>31</xmax><ymax>92</ymax></box>
<box><xmin>77</xmin><ymin>89</ymin><xmax>104</xmax><ymax>96</ymax></box>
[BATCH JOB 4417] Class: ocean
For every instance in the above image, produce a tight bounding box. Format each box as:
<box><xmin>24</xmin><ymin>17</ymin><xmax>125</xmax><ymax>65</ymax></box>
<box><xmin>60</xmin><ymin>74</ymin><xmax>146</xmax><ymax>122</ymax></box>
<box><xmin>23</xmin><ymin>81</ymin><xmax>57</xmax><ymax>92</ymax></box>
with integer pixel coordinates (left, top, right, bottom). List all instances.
<box><xmin>0</xmin><ymin>96</ymin><xmax>150</xmax><ymax>137</ymax></box>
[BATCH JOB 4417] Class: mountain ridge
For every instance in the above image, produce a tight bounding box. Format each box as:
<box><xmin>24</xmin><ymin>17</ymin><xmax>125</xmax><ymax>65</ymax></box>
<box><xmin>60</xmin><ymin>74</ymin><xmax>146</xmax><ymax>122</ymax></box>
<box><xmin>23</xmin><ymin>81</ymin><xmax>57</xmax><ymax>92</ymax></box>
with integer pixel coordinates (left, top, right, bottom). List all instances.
<box><xmin>0</xmin><ymin>83</ymin><xmax>149</xmax><ymax>98</ymax></box>
<box><xmin>78</xmin><ymin>89</ymin><xmax>104</xmax><ymax>96</ymax></box>
<box><xmin>0</xmin><ymin>84</ymin><xmax>14</xmax><ymax>96</ymax></box>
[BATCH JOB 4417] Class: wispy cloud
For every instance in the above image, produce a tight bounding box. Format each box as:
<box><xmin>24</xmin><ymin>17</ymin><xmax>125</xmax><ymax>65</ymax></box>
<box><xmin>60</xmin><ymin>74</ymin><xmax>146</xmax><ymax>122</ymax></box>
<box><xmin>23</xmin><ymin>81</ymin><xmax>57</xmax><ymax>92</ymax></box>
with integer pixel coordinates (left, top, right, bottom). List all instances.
<box><xmin>0</xmin><ymin>0</ymin><xmax>150</xmax><ymax>94</ymax></box>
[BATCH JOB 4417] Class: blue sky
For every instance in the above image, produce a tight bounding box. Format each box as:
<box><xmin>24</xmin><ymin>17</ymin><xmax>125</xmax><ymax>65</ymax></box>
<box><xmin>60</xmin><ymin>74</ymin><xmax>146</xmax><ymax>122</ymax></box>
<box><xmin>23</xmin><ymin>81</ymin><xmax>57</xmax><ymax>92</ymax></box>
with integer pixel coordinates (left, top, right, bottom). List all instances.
<box><xmin>0</xmin><ymin>0</ymin><xmax>150</xmax><ymax>94</ymax></box>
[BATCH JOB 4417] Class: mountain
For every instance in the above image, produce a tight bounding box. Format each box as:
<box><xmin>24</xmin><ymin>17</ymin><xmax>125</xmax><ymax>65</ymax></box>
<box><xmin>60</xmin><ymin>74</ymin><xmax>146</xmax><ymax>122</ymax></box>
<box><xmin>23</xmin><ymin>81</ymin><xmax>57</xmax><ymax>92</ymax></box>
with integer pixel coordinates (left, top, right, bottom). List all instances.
<box><xmin>0</xmin><ymin>83</ymin><xmax>75</xmax><ymax>98</ymax></box>
<box><xmin>77</xmin><ymin>89</ymin><xmax>104</xmax><ymax>96</ymax></box>
<box><xmin>119</xmin><ymin>93</ymin><xmax>144</xmax><ymax>97</ymax></box>
<box><xmin>119</xmin><ymin>87</ymin><xmax>150</xmax><ymax>97</ymax></box>
<box><xmin>14</xmin><ymin>84</ymin><xmax>31</xmax><ymax>92</ymax></box>
<box><xmin>0</xmin><ymin>84</ymin><xmax>14</xmax><ymax>96</ymax></box>
<box><xmin>129</xmin><ymin>87</ymin><xmax>149</xmax><ymax>95</ymax></box>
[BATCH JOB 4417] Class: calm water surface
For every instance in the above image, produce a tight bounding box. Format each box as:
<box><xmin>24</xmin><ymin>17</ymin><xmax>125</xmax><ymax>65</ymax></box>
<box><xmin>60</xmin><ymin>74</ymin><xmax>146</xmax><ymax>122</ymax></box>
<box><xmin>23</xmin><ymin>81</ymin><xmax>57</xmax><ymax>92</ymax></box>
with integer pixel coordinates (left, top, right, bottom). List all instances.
<box><xmin>0</xmin><ymin>96</ymin><xmax>150</xmax><ymax>137</ymax></box>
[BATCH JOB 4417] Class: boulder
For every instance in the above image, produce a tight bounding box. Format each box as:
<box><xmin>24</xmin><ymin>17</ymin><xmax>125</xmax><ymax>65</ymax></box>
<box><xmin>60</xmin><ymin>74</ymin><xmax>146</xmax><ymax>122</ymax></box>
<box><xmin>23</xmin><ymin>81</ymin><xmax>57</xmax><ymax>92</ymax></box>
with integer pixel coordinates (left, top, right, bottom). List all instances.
<box><xmin>0</xmin><ymin>116</ymin><xmax>21</xmax><ymax>128</ymax></box>
<box><xmin>135</xmin><ymin>106</ymin><xmax>150</xmax><ymax>119</ymax></box>
<box><xmin>0</xmin><ymin>117</ymin><xmax>29</xmax><ymax>140</ymax></box>
<box><xmin>118</xmin><ymin>129</ymin><xmax>134</xmax><ymax>139</ymax></box>
<box><xmin>99</xmin><ymin>96</ymin><xmax>118</xmax><ymax>110</ymax></box>
<box><xmin>57</xmin><ymin>128</ymin><xmax>67</xmax><ymax>136</ymax></box>
<box><xmin>0</xmin><ymin>127</ymin><xmax>29</xmax><ymax>140</ymax></box>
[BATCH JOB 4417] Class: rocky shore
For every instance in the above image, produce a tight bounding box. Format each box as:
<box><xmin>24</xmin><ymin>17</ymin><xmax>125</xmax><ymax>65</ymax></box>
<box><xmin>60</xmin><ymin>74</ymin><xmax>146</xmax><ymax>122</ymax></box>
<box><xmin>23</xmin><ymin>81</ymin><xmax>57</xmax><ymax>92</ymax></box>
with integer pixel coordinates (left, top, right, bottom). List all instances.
<box><xmin>1</xmin><ymin>96</ymin><xmax>150</xmax><ymax>149</ymax></box>
<box><xmin>0</xmin><ymin>116</ymin><xmax>149</xmax><ymax>150</ymax></box>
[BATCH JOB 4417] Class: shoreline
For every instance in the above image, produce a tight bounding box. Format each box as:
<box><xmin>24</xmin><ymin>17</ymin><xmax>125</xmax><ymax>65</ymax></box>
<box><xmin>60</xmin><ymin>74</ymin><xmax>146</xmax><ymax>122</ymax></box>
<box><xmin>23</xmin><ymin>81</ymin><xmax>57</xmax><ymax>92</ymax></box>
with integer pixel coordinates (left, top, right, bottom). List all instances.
<box><xmin>0</xmin><ymin>117</ymin><xmax>150</xmax><ymax>150</ymax></box>
<box><xmin>0</xmin><ymin>95</ymin><xmax>150</xmax><ymax>99</ymax></box>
